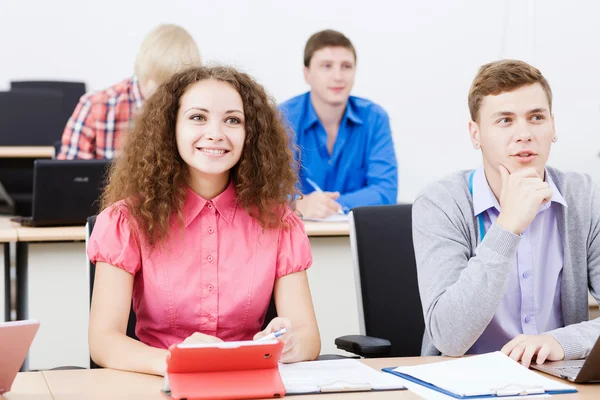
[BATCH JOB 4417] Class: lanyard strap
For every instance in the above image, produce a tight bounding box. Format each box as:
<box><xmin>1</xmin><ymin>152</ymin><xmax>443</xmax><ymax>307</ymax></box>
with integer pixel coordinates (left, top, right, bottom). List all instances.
<box><xmin>468</xmin><ymin>170</ymin><xmax>487</xmax><ymax>242</ymax></box>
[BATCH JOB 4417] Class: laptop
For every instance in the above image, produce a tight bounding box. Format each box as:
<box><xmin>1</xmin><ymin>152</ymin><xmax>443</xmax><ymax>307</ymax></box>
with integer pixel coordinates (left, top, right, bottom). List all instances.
<box><xmin>0</xmin><ymin>320</ymin><xmax>39</xmax><ymax>394</ymax></box>
<box><xmin>12</xmin><ymin>159</ymin><xmax>110</xmax><ymax>227</ymax></box>
<box><xmin>532</xmin><ymin>335</ymin><xmax>600</xmax><ymax>383</ymax></box>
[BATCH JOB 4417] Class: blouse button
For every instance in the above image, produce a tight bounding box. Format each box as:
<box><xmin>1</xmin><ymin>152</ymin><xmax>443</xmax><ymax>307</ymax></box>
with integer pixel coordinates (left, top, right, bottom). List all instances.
<box><xmin>207</xmin><ymin>203</ymin><xmax>213</xmax><ymax>209</ymax></box>
<box><xmin>208</xmin><ymin>227</ymin><xmax>214</xmax><ymax>234</ymax></box>
<box><xmin>207</xmin><ymin>255</ymin><xmax>214</xmax><ymax>262</ymax></box>
<box><xmin>208</xmin><ymin>284</ymin><xmax>214</xmax><ymax>291</ymax></box>
<box><xmin>208</xmin><ymin>314</ymin><xmax>214</xmax><ymax>321</ymax></box>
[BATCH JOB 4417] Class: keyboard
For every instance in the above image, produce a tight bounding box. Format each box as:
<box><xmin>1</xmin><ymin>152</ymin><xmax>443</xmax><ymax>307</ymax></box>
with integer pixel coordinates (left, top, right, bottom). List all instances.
<box><xmin>10</xmin><ymin>216</ymin><xmax>33</xmax><ymax>227</ymax></box>
<box><xmin>555</xmin><ymin>366</ymin><xmax>581</xmax><ymax>377</ymax></box>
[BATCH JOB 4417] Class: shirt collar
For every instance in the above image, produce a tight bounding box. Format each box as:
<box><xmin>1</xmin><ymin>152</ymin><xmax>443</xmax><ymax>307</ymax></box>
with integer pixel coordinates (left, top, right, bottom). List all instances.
<box><xmin>472</xmin><ymin>165</ymin><xmax>567</xmax><ymax>217</ymax></box>
<box><xmin>302</xmin><ymin>92</ymin><xmax>364</xmax><ymax>131</ymax></box>
<box><xmin>303</xmin><ymin>93</ymin><xmax>320</xmax><ymax>130</ymax></box>
<box><xmin>345</xmin><ymin>99</ymin><xmax>364</xmax><ymax>125</ymax></box>
<box><xmin>131</xmin><ymin>75</ymin><xmax>144</xmax><ymax>109</ymax></box>
<box><xmin>183</xmin><ymin>181</ymin><xmax>238</xmax><ymax>226</ymax></box>
<box><xmin>545</xmin><ymin>170</ymin><xmax>568</xmax><ymax>208</ymax></box>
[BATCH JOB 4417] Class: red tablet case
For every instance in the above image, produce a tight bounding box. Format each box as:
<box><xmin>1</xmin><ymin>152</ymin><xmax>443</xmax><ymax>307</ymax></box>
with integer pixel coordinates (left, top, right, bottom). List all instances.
<box><xmin>163</xmin><ymin>340</ymin><xmax>286</xmax><ymax>400</ymax></box>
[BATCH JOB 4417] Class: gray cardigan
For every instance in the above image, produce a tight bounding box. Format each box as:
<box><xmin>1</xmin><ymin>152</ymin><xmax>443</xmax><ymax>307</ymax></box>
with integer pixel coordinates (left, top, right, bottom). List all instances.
<box><xmin>412</xmin><ymin>167</ymin><xmax>600</xmax><ymax>359</ymax></box>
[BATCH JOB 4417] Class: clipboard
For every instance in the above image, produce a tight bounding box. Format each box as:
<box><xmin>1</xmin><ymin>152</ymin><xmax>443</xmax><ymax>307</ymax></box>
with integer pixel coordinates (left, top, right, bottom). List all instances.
<box><xmin>381</xmin><ymin>352</ymin><xmax>578</xmax><ymax>399</ymax></box>
<box><xmin>382</xmin><ymin>368</ymin><xmax>556</xmax><ymax>398</ymax></box>
<box><xmin>278</xmin><ymin>359</ymin><xmax>405</xmax><ymax>395</ymax></box>
<box><xmin>161</xmin><ymin>339</ymin><xmax>285</xmax><ymax>400</ymax></box>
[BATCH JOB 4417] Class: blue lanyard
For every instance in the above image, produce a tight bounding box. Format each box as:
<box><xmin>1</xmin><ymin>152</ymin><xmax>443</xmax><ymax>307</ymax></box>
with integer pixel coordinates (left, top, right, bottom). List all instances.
<box><xmin>468</xmin><ymin>170</ymin><xmax>487</xmax><ymax>242</ymax></box>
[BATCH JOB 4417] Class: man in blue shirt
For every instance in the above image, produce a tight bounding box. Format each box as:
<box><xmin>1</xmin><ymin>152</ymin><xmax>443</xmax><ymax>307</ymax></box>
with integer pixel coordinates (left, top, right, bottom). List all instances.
<box><xmin>279</xmin><ymin>30</ymin><xmax>398</xmax><ymax>219</ymax></box>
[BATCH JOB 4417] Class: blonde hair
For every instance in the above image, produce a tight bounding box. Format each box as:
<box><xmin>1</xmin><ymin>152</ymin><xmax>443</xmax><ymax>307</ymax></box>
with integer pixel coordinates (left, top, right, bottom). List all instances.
<box><xmin>134</xmin><ymin>24</ymin><xmax>201</xmax><ymax>85</ymax></box>
<box><xmin>468</xmin><ymin>59</ymin><xmax>552</xmax><ymax>122</ymax></box>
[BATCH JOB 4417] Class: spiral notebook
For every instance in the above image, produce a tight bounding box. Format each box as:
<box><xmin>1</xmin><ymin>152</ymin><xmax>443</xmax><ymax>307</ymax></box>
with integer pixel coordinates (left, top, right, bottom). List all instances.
<box><xmin>383</xmin><ymin>352</ymin><xmax>577</xmax><ymax>398</ymax></box>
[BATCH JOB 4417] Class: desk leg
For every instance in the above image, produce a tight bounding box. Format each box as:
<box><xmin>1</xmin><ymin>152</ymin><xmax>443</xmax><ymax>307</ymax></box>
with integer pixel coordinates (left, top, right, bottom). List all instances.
<box><xmin>16</xmin><ymin>242</ymin><xmax>29</xmax><ymax>371</ymax></box>
<box><xmin>4</xmin><ymin>243</ymin><xmax>10</xmax><ymax>321</ymax></box>
<box><xmin>16</xmin><ymin>242</ymin><xmax>28</xmax><ymax>321</ymax></box>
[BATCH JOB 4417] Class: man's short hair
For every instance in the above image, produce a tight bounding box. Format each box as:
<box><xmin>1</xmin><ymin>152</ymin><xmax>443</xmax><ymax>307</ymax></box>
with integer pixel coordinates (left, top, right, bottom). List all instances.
<box><xmin>303</xmin><ymin>29</ymin><xmax>356</xmax><ymax>67</ymax></box>
<box><xmin>468</xmin><ymin>59</ymin><xmax>552</xmax><ymax>122</ymax></box>
<box><xmin>134</xmin><ymin>24</ymin><xmax>201</xmax><ymax>85</ymax></box>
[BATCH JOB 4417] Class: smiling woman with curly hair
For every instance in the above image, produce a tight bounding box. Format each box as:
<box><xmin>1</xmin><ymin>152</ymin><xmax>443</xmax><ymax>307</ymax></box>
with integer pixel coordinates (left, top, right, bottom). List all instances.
<box><xmin>87</xmin><ymin>66</ymin><xmax>321</xmax><ymax>376</ymax></box>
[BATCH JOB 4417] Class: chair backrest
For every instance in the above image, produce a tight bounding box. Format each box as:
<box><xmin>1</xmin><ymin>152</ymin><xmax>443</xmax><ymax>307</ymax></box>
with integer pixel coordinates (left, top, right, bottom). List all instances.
<box><xmin>0</xmin><ymin>90</ymin><xmax>65</xmax><ymax>146</ymax></box>
<box><xmin>87</xmin><ymin>215</ymin><xmax>138</xmax><ymax>369</ymax></box>
<box><xmin>10</xmin><ymin>81</ymin><xmax>86</xmax><ymax>127</ymax></box>
<box><xmin>53</xmin><ymin>140</ymin><xmax>61</xmax><ymax>159</ymax></box>
<box><xmin>349</xmin><ymin>204</ymin><xmax>424</xmax><ymax>357</ymax></box>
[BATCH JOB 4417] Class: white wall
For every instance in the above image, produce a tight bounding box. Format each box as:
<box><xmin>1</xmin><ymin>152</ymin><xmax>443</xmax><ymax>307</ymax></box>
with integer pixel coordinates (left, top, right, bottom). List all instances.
<box><xmin>1</xmin><ymin>0</ymin><xmax>599</xmax><ymax>201</ymax></box>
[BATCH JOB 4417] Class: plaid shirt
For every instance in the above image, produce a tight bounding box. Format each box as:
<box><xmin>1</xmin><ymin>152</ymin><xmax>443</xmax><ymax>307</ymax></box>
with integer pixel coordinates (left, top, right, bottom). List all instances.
<box><xmin>57</xmin><ymin>76</ymin><xmax>143</xmax><ymax>159</ymax></box>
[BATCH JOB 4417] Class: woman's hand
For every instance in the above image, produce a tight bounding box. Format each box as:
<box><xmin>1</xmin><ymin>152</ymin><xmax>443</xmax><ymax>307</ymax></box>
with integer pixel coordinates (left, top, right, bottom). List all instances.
<box><xmin>254</xmin><ymin>317</ymin><xmax>300</xmax><ymax>363</ymax></box>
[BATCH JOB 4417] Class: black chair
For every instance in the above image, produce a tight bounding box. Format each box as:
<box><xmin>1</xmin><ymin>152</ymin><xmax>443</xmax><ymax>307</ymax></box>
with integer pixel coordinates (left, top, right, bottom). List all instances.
<box><xmin>334</xmin><ymin>204</ymin><xmax>425</xmax><ymax>358</ymax></box>
<box><xmin>10</xmin><ymin>81</ymin><xmax>86</xmax><ymax>128</ymax></box>
<box><xmin>0</xmin><ymin>90</ymin><xmax>65</xmax><ymax>146</ymax></box>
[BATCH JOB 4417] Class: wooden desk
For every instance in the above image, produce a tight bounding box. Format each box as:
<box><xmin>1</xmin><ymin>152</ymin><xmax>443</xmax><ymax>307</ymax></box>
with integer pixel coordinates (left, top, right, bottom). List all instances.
<box><xmin>2</xmin><ymin>372</ymin><xmax>52</xmax><ymax>399</ymax></box>
<box><xmin>0</xmin><ymin>146</ymin><xmax>54</xmax><ymax>159</ymax></box>
<box><xmin>12</xmin><ymin>221</ymin><xmax>347</xmax><ymax>242</ymax></box>
<box><xmin>303</xmin><ymin>221</ymin><xmax>350</xmax><ymax>236</ymax></box>
<box><xmin>0</xmin><ymin>216</ymin><xmax>18</xmax><ymax>242</ymax></box>
<box><xmin>589</xmin><ymin>293</ymin><xmax>598</xmax><ymax>308</ymax></box>
<box><xmin>39</xmin><ymin>357</ymin><xmax>598</xmax><ymax>399</ymax></box>
<box><xmin>13</xmin><ymin>225</ymin><xmax>85</xmax><ymax>242</ymax></box>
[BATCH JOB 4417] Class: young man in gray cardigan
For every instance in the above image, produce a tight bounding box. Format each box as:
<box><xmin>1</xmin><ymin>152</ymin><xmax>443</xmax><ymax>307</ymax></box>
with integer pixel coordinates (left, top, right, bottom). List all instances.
<box><xmin>413</xmin><ymin>59</ymin><xmax>600</xmax><ymax>368</ymax></box>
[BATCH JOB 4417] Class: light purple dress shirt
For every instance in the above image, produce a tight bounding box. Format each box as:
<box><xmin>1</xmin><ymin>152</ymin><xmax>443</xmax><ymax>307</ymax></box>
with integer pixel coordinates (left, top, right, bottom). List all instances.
<box><xmin>468</xmin><ymin>166</ymin><xmax>567</xmax><ymax>354</ymax></box>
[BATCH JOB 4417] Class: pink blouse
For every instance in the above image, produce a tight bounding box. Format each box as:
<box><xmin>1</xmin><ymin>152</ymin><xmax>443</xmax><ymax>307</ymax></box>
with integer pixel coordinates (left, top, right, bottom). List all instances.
<box><xmin>87</xmin><ymin>182</ymin><xmax>312</xmax><ymax>349</ymax></box>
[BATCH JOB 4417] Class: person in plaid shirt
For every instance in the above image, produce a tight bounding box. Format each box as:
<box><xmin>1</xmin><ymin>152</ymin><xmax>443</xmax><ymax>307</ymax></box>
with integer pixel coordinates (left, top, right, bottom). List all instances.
<box><xmin>57</xmin><ymin>24</ymin><xmax>201</xmax><ymax>160</ymax></box>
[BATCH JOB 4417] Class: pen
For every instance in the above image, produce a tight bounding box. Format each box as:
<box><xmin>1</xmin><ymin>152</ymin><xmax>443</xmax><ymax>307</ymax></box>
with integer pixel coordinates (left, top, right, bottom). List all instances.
<box><xmin>305</xmin><ymin>178</ymin><xmax>345</xmax><ymax>215</ymax></box>
<box><xmin>257</xmin><ymin>328</ymin><xmax>288</xmax><ymax>341</ymax></box>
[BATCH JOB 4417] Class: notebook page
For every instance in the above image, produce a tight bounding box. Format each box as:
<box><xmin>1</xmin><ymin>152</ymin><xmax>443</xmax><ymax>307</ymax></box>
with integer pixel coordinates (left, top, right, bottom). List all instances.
<box><xmin>279</xmin><ymin>359</ymin><xmax>404</xmax><ymax>394</ymax></box>
<box><xmin>393</xmin><ymin>352</ymin><xmax>575</xmax><ymax>397</ymax></box>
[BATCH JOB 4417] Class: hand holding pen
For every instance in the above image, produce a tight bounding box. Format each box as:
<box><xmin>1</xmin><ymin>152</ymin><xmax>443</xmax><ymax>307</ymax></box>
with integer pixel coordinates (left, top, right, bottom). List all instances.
<box><xmin>305</xmin><ymin>178</ymin><xmax>345</xmax><ymax>215</ymax></box>
<box><xmin>253</xmin><ymin>317</ymin><xmax>299</xmax><ymax>363</ymax></box>
<box><xmin>256</xmin><ymin>328</ymin><xmax>288</xmax><ymax>341</ymax></box>
<box><xmin>296</xmin><ymin>178</ymin><xmax>344</xmax><ymax>218</ymax></box>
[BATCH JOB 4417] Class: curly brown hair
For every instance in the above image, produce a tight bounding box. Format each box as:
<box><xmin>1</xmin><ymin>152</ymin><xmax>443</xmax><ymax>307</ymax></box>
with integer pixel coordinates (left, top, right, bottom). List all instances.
<box><xmin>101</xmin><ymin>66</ymin><xmax>299</xmax><ymax>247</ymax></box>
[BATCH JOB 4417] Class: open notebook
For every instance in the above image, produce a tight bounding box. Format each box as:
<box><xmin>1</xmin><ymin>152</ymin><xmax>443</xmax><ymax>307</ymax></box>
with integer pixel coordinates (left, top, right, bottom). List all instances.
<box><xmin>279</xmin><ymin>359</ymin><xmax>405</xmax><ymax>394</ymax></box>
<box><xmin>383</xmin><ymin>352</ymin><xmax>577</xmax><ymax>398</ymax></box>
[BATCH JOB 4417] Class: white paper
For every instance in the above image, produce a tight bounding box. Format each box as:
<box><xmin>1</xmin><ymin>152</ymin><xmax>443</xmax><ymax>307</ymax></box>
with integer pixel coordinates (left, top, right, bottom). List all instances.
<box><xmin>279</xmin><ymin>359</ymin><xmax>404</xmax><ymax>394</ymax></box>
<box><xmin>392</xmin><ymin>352</ymin><xmax>575</xmax><ymax>397</ymax></box>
